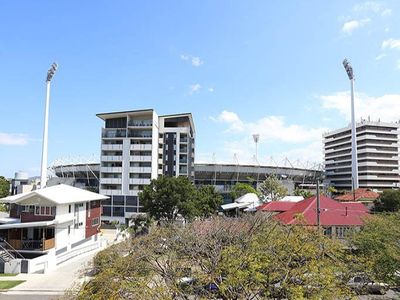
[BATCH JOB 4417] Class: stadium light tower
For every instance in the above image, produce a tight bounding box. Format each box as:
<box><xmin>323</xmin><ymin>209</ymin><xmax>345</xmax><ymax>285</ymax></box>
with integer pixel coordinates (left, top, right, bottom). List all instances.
<box><xmin>252</xmin><ymin>134</ymin><xmax>260</xmax><ymax>162</ymax></box>
<box><xmin>40</xmin><ymin>62</ymin><xmax>58</xmax><ymax>189</ymax></box>
<box><xmin>342</xmin><ymin>58</ymin><xmax>359</xmax><ymax>190</ymax></box>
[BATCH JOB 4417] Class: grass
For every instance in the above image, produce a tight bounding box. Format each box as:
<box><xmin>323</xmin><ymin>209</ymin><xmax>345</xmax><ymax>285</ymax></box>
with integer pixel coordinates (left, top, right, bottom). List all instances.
<box><xmin>0</xmin><ymin>280</ymin><xmax>25</xmax><ymax>290</ymax></box>
<box><xmin>0</xmin><ymin>273</ymin><xmax>17</xmax><ymax>277</ymax></box>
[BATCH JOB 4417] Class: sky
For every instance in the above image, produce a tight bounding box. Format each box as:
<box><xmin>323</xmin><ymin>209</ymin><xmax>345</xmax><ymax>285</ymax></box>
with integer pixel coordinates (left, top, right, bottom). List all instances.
<box><xmin>1</xmin><ymin>1</ymin><xmax>400</xmax><ymax>178</ymax></box>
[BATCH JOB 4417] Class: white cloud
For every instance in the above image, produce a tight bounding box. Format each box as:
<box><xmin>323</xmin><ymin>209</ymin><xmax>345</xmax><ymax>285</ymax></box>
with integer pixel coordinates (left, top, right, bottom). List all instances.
<box><xmin>382</xmin><ymin>38</ymin><xmax>400</xmax><ymax>50</ymax></box>
<box><xmin>375</xmin><ymin>53</ymin><xmax>387</xmax><ymax>60</ymax></box>
<box><xmin>353</xmin><ymin>1</ymin><xmax>391</xmax><ymax>16</ymax></box>
<box><xmin>212</xmin><ymin>111</ymin><xmax>326</xmax><ymax>143</ymax></box>
<box><xmin>342</xmin><ymin>18</ymin><xmax>370</xmax><ymax>34</ymax></box>
<box><xmin>397</xmin><ymin>60</ymin><xmax>400</xmax><ymax>70</ymax></box>
<box><xmin>180</xmin><ymin>54</ymin><xmax>203</xmax><ymax>67</ymax></box>
<box><xmin>207</xmin><ymin>87</ymin><xmax>214</xmax><ymax>92</ymax></box>
<box><xmin>188</xmin><ymin>83</ymin><xmax>201</xmax><ymax>95</ymax></box>
<box><xmin>0</xmin><ymin>133</ymin><xmax>29</xmax><ymax>145</ymax></box>
<box><xmin>320</xmin><ymin>92</ymin><xmax>400</xmax><ymax>122</ymax></box>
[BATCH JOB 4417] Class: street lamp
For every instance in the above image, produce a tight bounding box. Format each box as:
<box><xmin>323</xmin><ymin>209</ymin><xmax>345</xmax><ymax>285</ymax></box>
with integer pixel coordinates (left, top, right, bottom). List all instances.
<box><xmin>342</xmin><ymin>58</ymin><xmax>359</xmax><ymax>190</ymax></box>
<box><xmin>40</xmin><ymin>62</ymin><xmax>58</xmax><ymax>189</ymax></box>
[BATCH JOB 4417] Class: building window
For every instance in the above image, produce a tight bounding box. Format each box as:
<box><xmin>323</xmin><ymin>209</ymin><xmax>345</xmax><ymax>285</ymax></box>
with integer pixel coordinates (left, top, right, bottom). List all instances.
<box><xmin>92</xmin><ymin>218</ymin><xmax>99</xmax><ymax>226</ymax></box>
<box><xmin>34</xmin><ymin>206</ymin><xmax>56</xmax><ymax>216</ymax></box>
<box><xmin>69</xmin><ymin>205</ymin><xmax>71</xmax><ymax>213</ymax></box>
<box><xmin>113</xmin><ymin>207</ymin><xmax>124</xmax><ymax>217</ymax></box>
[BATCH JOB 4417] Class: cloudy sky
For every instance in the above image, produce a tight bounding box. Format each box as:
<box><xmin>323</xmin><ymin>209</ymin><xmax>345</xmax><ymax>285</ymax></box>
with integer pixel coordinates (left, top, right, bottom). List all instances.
<box><xmin>1</xmin><ymin>1</ymin><xmax>400</xmax><ymax>177</ymax></box>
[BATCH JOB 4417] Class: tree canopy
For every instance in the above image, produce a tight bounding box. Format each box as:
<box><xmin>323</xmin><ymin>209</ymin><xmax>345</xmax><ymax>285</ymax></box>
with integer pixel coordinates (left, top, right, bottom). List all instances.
<box><xmin>0</xmin><ymin>176</ymin><xmax>9</xmax><ymax>198</ymax></box>
<box><xmin>75</xmin><ymin>215</ymin><xmax>358</xmax><ymax>299</ymax></box>
<box><xmin>230</xmin><ymin>182</ymin><xmax>258</xmax><ymax>200</ymax></box>
<box><xmin>139</xmin><ymin>176</ymin><xmax>222</xmax><ymax>221</ymax></box>
<box><xmin>375</xmin><ymin>189</ymin><xmax>400</xmax><ymax>212</ymax></box>
<box><xmin>350</xmin><ymin>213</ymin><xmax>400</xmax><ymax>286</ymax></box>
<box><xmin>258</xmin><ymin>174</ymin><xmax>288</xmax><ymax>201</ymax></box>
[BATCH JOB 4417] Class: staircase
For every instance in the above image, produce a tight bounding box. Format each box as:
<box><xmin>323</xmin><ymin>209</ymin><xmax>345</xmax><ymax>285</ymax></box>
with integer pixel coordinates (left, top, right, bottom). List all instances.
<box><xmin>0</xmin><ymin>249</ymin><xmax>15</xmax><ymax>262</ymax></box>
<box><xmin>0</xmin><ymin>239</ymin><xmax>24</xmax><ymax>263</ymax></box>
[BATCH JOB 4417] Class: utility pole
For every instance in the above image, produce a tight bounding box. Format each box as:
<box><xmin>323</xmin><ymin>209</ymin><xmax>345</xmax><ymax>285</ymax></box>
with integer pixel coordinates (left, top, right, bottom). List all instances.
<box><xmin>40</xmin><ymin>63</ymin><xmax>58</xmax><ymax>189</ymax></box>
<box><xmin>343</xmin><ymin>59</ymin><xmax>359</xmax><ymax>190</ymax></box>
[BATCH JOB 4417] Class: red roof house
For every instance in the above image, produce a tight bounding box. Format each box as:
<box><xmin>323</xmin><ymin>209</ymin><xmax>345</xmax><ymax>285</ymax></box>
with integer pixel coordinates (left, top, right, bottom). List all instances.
<box><xmin>258</xmin><ymin>201</ymin><xmax>296</xmax><ymax>213</ymax></box>
<box><xmin>274</xmin><ymin>195</ymin><xmax>369</xmax><ymax>227</ymax></box>
<box><xmin>335</xmin><ymin>188</ymin><xmax>379</xmax><ymax>202</ymax></box>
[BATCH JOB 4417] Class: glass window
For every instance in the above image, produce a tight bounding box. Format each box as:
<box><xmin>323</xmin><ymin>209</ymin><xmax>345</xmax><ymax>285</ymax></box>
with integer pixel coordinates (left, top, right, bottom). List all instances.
<box><xmin>126</xmin><ymin>196</ymin><xmax>138</xmax><ymax>206</ymax></box>
<box><xmin>113</xmin><ymin>207</ymin><xmax>124</xmax><ymax>217</ymax></box>
<box><xmin>35</xmin><ymin>206</ymin><xmax>40</xmax><ymax>215</ymax></box>
<box><xmin>41</xmin><ymin>207</ymin><xmax>45</xmax><ymax>215</ymax></box>
<box><xmin>51</xmin><ymin>207</ymin><xmax>56</xmax><ymax>216</ymax></box>
<box><xmin>125</xmin><ymin>206</ymin><xmax>137</xmax><ymax>212</ymax></box>
<box><xmin>46</xmin><ymin>207</ymin><xmax>50</xmax><ymax>215</ymax></box>
<box><xmin>113</xmin><ymin>196</ymin><xmax>125</xmax><ymax>206</ymax></box>
<box><xmin>102</xmin><ymin>206</ymin><xmax>111</xmax><ymax>216</ymax></box>
<box><xmin>102</xmin><ymin>198</ymin><xmax>112</xmax><ymax>206</ymax></box>
<box><xmin>92</xmin><ymin>218</ymin><xmax>99</xmax><ymax>226</ymax></box>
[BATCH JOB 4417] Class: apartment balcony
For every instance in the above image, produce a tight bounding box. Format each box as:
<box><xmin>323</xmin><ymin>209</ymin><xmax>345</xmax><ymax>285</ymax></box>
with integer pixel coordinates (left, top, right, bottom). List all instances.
<box><xmin>128</xmin><ymin>131</ymin><xmax>152</xmax><ymax>138</ymax></box>
<box><xmin>130</xmin><ymin>144</ymin><xmax>152</xmax><ymax>151</ymax></box>
<box><xmin>130</xmin><ymin>156</ymin><xmax>152</xmax><ymax>162</ymax></box>
<box><xmin>102</xmin><ymin>129</ymin><xmax>126</xmax><ymax>138</ymax></box>
<box><xmin>101</xmin><ymin>155</ymin><xmax>123</xmax><ymax>162</ymax></box>
<box><xmin>128</xmin><ymin>120</ymin><xmax>152</xmax><ymax>127</ymax></box>
<box><xmin>100</xmin><ymin>189</ymin><xmax>122</xmax><ymax>195</ymax></box>
<box><xmin>100</xmin><ymin>178</ymin><xmax>122</xmax><ymax>184</ymax></box>
<box><xmin>129</xmin><ymin>178</ymin><xmax>151</xmax><ymax>185</ymax></box>
<box><xmin>130</xmin><ymin>167</ymin><xmax>152</xmax><ymax>173</ymax></box>
<box><xmin>100</xmin><ymin>167</ymin><xmax>122</xmax><ymax>173</ymax></box>
<box><xmin>101</xmin><ymin>144</ymin><xmax>123</xmax><ymax>151</ymax></box>
<box><xmin>9</xmin><ymin>238</ymin><xmax>55</xmax><ymax>251</ymax></box>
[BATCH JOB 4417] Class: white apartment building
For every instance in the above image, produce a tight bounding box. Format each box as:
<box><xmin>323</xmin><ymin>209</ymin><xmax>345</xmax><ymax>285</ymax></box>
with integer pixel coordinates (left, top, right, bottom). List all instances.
<box><xmin>97</xmin><ymin>109</ymin><xmax>195</xmax><ymax>223</ymax></box>
<box><xmin>323</xmin><ymin>120</ymin><xmax>400</xmax><ymax>191</ymax></box>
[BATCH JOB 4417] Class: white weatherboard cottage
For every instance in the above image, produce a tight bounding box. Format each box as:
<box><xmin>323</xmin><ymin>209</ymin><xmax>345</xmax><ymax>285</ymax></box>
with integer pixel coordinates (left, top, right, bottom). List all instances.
<box><xmin>0</xmin><ymin>184</ymin><xmax>108</xmax><ymax>274</ymax></box>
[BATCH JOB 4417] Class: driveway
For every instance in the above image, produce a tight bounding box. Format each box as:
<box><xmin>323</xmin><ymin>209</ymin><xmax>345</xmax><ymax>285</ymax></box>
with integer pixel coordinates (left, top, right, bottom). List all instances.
<box><xmin>0</xmin><ymin>229</ymin><xmax>116</xmax><ymax>299</ymax></box>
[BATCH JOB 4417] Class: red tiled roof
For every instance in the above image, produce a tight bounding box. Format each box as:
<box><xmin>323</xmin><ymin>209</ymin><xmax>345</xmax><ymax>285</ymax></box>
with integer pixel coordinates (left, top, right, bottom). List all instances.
<box><xmin>335</xmin><ymin>188</ymin><xmax>379</xmax><ymax>202</ymax></box>
<box><xmin>274</xmin><ymin>195</ymin><xmax>369</xmax><ymax>226</ymax></box>
<box><xmin>258</xmin><ymin>201</ymin><xmax>296</xmax><ymax>212</ymax></box>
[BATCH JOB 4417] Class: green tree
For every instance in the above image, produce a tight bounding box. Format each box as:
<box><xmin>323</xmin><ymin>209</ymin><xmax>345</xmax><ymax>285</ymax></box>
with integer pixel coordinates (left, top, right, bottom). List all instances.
<box><xmin>230</xmin><ymin>182</ymin><xmax>258</xmax><ymax>200</ymax></box>
<box><xmin>76</xmin><ymin>215</ymin><xmax>354</xmax><ymax>300</ymax></box>
<box><xmin>139</xmin><ymin>176</ymin><xmax>198</xmax><ymax>221</ymax></box>
<box><xmin>0</xmin><ymin>176</ymin><xmax>9</xmax><ymax>198</ymax></box>
<box><xmin>195</xmin><ymin>185</ymin><xmax>223</xmax><ymax>218</ymax></box>
<box><xmin>294</xmin><ymin>188</ymin><xmax>313</xmax><ymax>199</ymax></box>
<box><xmin>350</xmin><ymin>213</ymin><xmax>400</xmax><ymax>286</ymax></box>
<box><xmin>258</xmin><ymin>174</ymin><xmax>288</xmax><ymax>201</ymax></box>
<box><xmin>375</xmin><ymin>189</ymin><xmax>400</xmax><ymax>212</ymax></box>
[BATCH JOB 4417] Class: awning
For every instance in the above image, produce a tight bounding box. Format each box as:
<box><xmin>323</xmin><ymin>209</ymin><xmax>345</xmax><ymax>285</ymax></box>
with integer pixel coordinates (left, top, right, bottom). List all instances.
<box><xmin>221</xmin><ymin>202</ymin><xmax>250</xmax><ymax>210</ymax></box>
<box><xmin>0</xmin><ymin>220</ymin><xmax>55</xmax><ymax>230</ymax></box>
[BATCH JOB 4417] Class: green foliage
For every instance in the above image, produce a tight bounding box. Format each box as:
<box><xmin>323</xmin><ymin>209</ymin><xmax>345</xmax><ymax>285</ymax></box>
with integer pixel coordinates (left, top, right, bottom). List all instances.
<box><xmin>0</xmin><ymin>176</ymin><xmax>10</xmax><ymax>198</ymax></box>
<box><xmin>294</xmin><ymin>188</ymin><xmax>314</xmax><ymax>199</ymax></box>
<box><xmin>258</xmin><ymin>174</ymin><xmax>288</xmax><ymax>201</ymax></box>
<box><xmin>195</xmin><ymin>185</ymin><xmax>223</xmax><ymax>218</ymax></box>
<box><xmin>230</xmin><ymin>182</ymin><xmax>258</xmax><ymax>200</ymax></box>
<box><xmin>139</xmin><ymin>176</ymin><xmax>222</xmax><ymax>221</ymax></box>
<box><xmin>77</xmin><ymin>215</ymin><xmax>356</xmax><ymax>299</ymax></box>
<box><xmin>375</xmin><ymin>189</ymin><xmax>400</xmax><ymax>212</ymax></box>
<box><xmin>139</xmin><ymin>176</ymin><xmax>197</xmax><ymax>221</ymax></box>
<box><xmin>351</xmin><ymin>213</ymin><xmax>400</xmax><ymax>286</ymax></box>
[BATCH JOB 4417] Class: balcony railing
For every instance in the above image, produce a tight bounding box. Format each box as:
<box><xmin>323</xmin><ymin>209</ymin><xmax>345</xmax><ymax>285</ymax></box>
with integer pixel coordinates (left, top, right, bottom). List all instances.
<box><xmin>9</xmin><ymin>238</ymin><xmax>55</xmax><ymax>251</ymax></box>
<box><xmin>128</xmin><ymin>120</ymin><xmax>153</xmax><ymax>127</ymax></box>
<box><xmin>102</xmin><ymin>130</ymin><xmax>126</xmax><ymax>138</ymax></box>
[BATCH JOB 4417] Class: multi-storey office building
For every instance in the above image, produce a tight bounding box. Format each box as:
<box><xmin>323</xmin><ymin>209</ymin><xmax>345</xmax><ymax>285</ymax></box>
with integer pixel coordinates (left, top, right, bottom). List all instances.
<box><xmin>96</xmin><ymin>109</ymin><xmax>195</xmax><ymax>223</ymax></box>
<box><xmin>323</xmin><ymin>121</ymin><xmax>400</xmax><ymax>191</ymax></box>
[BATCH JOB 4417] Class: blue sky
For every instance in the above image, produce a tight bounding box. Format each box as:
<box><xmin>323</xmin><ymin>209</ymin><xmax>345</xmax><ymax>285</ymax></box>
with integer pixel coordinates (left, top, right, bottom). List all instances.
<box><xmin>1</xmin><ymin>1</ymin><xmax>400</xmax><ymax>178</ymax></box>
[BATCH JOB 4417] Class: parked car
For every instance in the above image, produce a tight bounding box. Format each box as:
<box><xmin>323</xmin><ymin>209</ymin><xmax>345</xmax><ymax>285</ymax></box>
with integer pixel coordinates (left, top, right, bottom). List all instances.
<box><xmin>347</xmin><ymin>275</ymin><xmax>389</xmax><ymax>295</ymax></box>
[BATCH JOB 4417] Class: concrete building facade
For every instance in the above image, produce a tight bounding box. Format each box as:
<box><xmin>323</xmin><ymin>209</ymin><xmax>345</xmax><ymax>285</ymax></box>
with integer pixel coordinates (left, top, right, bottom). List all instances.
<box><xmin>324</xmin><ymin>120</ymin><xmax>400</xmax><ymax>190</ymax></box>
<box><xmin>97</xmin><ymin>109</ymin><xmax>195</xmax><ymax>223</ymax></box>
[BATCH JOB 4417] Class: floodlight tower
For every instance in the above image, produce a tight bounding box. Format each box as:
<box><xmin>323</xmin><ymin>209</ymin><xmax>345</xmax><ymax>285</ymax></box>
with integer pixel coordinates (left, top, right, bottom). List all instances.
<box><xmin>252</xmin><ymin>134</ymin><xmax>260</xmax><ymax>162</ymax></box>
<box><xmin>342</xmin><ymin>58</ymin><xmax>359</xmax><ymax>190</ymax></box>
<box><xmin>40</xmin><ymin>62</ymin><xmax>58</xmax><ymax>189</ymax></box>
